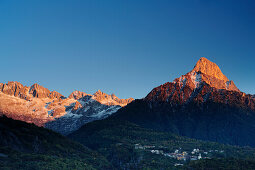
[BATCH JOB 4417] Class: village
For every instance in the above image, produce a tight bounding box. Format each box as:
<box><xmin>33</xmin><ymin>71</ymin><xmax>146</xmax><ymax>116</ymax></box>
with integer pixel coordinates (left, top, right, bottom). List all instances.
<box><xmin>134</xmin><ymin>143</ymin><xmax>224</xmax><ymax>164</ymax></box>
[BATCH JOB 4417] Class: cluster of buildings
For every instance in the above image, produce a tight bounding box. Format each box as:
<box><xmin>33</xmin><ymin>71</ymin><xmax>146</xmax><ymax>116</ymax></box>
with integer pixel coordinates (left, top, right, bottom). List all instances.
<box><xmin>134</xmin><ymin>144</ymin><xmax>224</xmax><ymax>162</ymax></box>
<box><xmin>163</xmin><ymin>149</ymin><xmax>202</xmax><ymax>161</ymax></box>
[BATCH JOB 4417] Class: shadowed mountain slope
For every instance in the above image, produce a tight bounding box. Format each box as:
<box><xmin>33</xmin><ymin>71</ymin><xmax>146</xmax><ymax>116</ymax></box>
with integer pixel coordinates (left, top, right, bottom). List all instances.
<box><xmin>0</xmin><ymin>115</ymin><xmax>112</xmax><ymax>169</ymax></box>
<box><xmin>69</xmin><ymin>116</ymin><xmax>255</xmax><ymax>169</ymax></box>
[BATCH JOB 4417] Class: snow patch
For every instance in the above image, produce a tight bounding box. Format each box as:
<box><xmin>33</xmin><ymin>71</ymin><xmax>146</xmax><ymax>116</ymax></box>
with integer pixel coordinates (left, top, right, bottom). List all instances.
<box><xmin>190</xmin><ymin>72</ymin><xmax>202</xmax><ymax>88</ymax></box>
<box><xmin>62</xmin><ymin>110</ymin><xmax>83</xmax><ymax>119</ymax></box>
<box><xmin>89</xmin><ymin>106</ymin><xmax>120</xmax><ymax>118</ymax></box>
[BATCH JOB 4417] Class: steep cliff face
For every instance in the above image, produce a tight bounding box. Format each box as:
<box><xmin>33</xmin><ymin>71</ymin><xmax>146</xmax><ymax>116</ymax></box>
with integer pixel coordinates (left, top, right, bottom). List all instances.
<box><xmin>193</xmin><ymin>57</ymin><xmax>229</xmax><ymax>81</ymax></box>
<box><xmin>0</xmin><ymin>81</ymin><xmax>30</xmax><ymax>100</ymax></box>
<box><xmin>29</xmin><ymin>83</ymin><xmax>64</xmax><ymax>99</ymax></box>
<box><xmin>191</xmin><ymin>57</ymin><xmax>239</xmax><ymax>91</ymax></box>
<box><xmin>112</xmin><ymin>57</ymin><xmax>255</xmax><ymax>146</ymax></box>
<box><xmin>0</xmin><ymin>81</ymin><xmax>64</xmax><ymax>100</ymax></box>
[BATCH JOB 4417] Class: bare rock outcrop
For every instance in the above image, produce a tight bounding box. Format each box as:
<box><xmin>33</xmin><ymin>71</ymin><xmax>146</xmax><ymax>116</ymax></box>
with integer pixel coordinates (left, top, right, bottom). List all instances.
<box><xmin>93</xmin><ymin>90</ymin><xmax>134</xmax><ymax>107</ymax></box>
<box><xmin>68</xmin><ymin>91</ymin><xmax>90</xmax><ymax>100</ymax></box>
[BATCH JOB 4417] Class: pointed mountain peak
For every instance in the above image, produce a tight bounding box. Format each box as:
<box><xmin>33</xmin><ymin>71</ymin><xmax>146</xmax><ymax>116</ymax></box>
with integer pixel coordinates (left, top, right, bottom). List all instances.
<box><xmin>92</xmin><ymin>90</ymin><xmax>134</xmax><ymax>107</ymax></box>
<box><xmin>30</xmin><ymin>83</ymin><xmax>50</xmax><ymax>92</ymax></box>
<box><xmin>29</xmin><ymin>83</ymin><xmax>63</xmax><ymax>99</ymax></box>
<box><xmin>192</xmin><ymin>57</ymin><xmax>229</xmax><ymax>81</ymax></box>
<box><xmin>94</xmin><ymin>89</ymin><xmax>104</xmax><ymax>95</ymax></box>
<box><xmin>49</xmin><ymin>90</ymin><xmax>64</xmax><ymax>99</ymax></box>
<box><xmin>172</xmin><ymin>57</ymin><xmax>239</xmax><ymax>92</ymax></box>
<box><xmin>30</xmin><ymin>83</ymin><xmax>41</xmax><ymax>88</ymax></box>
<box><xmin>68</xmin><ymin>90</ymin><xmax>90</xmax><ymax>100</ymax></box>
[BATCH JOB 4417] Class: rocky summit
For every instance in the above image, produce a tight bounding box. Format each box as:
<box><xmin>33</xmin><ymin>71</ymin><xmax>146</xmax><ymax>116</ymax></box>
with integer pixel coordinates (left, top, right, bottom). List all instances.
<box><xmin>0</xmin><ymin>82</ymin><xmax>64</xmax><ymax>101</ymax></box>
<box><xmin>191</xmin><ymin>57</ymin><xmax>239</xmax><ymax>91</ymax></box>
<box><xmin>145</xmin><ymin>57</ymin><xmax>250</xmax><ymax>108</ymax></box>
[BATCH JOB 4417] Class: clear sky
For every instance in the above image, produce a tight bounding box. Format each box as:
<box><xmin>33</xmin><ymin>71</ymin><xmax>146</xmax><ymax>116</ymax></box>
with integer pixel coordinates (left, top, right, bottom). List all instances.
<box><xmin>0</xmin><ymin>0</ymin><xmax>254</xmax><ymax>99</ymax></box>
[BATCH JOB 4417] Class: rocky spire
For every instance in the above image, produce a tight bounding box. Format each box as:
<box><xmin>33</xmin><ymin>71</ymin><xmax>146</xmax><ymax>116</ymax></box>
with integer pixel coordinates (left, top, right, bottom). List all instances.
<box><xmin>68</xmin><ymin>90</ymin><xmax>90</xmax><ymax>100</ymax></box>
<box><xmin>192</xmin><ymin>57</ymin><xmax>229</xmax><ymax>81</ymax></box>
<box><xmin>92</xmin><ymin>90</ymin><xmax>134</xmax><ymax>106</ymax></box>
<box><xmin>189</xmin><ymin>57</ymin><xmax>240</xmax><ymax>92</ymax></box>
<box><xmin>28</xmin><ymin>83</ymin><xmax>64</xmax><ymax>99</ymax></box>
<box><xmin>0</xmin><ymin>81</ymin><xmax>30</xmax><ymax>100</ymax></box>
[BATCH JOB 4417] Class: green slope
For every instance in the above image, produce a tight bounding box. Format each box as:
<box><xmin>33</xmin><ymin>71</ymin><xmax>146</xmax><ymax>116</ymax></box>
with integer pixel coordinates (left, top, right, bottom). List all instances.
<box><xmin>0</xmin><ymin>115</ymin><xmax>112</xmax><ymax>170</ymax></box>
<box><xmin>69</xmin><ymin>118</ymin><xmax>255</xmax><ymax>169</ymax></box>
<box><xmin>184</xmin><ymin>158</ymin><xmax>255</xmax><ymax>170</ymax></box>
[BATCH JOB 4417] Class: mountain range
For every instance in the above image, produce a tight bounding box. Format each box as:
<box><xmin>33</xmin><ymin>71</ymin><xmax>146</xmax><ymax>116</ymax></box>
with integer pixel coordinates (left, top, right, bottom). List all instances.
<box><xmin>1</xmin><ymin>57</ymin><xmax>254</xmax><ymax>143</ymax></box>
<box><xmin>0</xmin><ymin>82</ymin><xmax>133</xmax><ymax>134</ymax></box>
<box><xmin>1</xmin><ymin>57</ymin><xmax>255</xmax><ymax>169</ymax></box>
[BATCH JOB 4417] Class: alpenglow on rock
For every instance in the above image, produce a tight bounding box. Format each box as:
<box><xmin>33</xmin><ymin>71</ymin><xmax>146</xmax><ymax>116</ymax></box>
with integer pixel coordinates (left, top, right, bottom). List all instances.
<box><xmin>0</xmin><ymin>82</ymin><xmax>134</xmax><ymax>135</ymax></box>
<box><xmin>45</xmin><ymin>90</ymin><xmax>134</xmax><ymax>135</ymax></box>
<box><xmin>191</xmin><ymin>57</ymin><xmax>239</xmax><ymax>92</ymax></box>
<box><xmin>146</xmin><ymin>57</ymin><xmax>242</xmax><ymax>104</ymax></box>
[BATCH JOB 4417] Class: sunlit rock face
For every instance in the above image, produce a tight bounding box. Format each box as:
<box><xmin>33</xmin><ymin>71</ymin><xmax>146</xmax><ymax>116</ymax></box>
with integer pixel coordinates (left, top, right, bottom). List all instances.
<box><xmin>0</xmin><ymin>82</ymin><xmax>134</xmax><ymax>134</ymax></box>
<box><xmin>145</xmin><ymin>57</ymin><xmax>248</xmax><ymax>107</ymax></box>
<box><xmin>0</xmin><ymin>81</ymin><xmax>30</xmax><ymax>100</ymax></box>
<box><xmin>92</xmin><ymin>90</ymin><xmax>134</xmax><ymax>107</ymax></box>
<box><xmin>68</xmin><ymin>91</ymin><xmax>91</xmax><ymax>100</ymax></box>
<box><xmin>191</xmin><ymin>57</ymin><xmax>239</xmax><ymax>92</ymax></box>
<box><xmin>45</xmin><ymin>90</ymin><xmax>134</xmax><ymax>135</ymax></box>
<box><xmin>0</xmin><ymin>82</ymin><xmax>70</xmax><ymax>126</ymax></box>
<box><xmin>193</xmin><ymin>57</ymin><xmax>229</xmax><ymax>82</ymax></box>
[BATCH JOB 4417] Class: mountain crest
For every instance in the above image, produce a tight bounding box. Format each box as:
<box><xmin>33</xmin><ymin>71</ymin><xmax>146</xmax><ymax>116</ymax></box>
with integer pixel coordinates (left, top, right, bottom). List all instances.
<box><xmin>94</xmin><ymin>89</ymin><xmax>103</xmax><ymax>95</ymax></box>
<box><xmin>92</xmin><ymin>90</ymin><xmax>134</xmax><ymax>107</ymax></box>
<box><xmin>68</xmin><ymin>90</ymin><xmax>134</xmax><ymax>107</ymax></box>
<box><xmin>29</xmin><ymin>83</ymin><xmax>63</xmax><ymax>99</ymax></box>
<box><xmin>188</xmin><ymin>57</ymin><xmax>239</xmax><ymax>92</ymax></box>
<box><xmin>68</xmin><ymin>90</ymin><xmax>90</xmax><ymax>100</ymax></box>
<box><xmin>192</xmin><ymin>57</ymin><xmax>229</xmax><ymax>81</ymax></box>
<box><xmin>146</xmin><ymin>57</ymin><xmax>242</xmax><ymax>104</ymax></box>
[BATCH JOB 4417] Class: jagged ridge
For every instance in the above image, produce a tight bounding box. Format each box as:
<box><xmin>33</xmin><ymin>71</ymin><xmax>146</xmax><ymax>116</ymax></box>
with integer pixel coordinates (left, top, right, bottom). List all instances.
<box><xmin>0</xmin><ymin>82</ymin><xmax>134</xmax><ymax>134</ymax></box>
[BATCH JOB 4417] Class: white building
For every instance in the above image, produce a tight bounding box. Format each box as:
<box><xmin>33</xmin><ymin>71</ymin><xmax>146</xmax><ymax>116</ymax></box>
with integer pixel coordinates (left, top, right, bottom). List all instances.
<box><xmin>198</xmin><ymin>153</ymin><xmax>202</xmax><ymax>160</ymax></box>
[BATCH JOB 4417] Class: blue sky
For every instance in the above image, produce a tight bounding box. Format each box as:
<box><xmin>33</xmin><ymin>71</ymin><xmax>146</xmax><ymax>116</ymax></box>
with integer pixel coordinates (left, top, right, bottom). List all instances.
<box><xmin>0</xmin><ymin>0</ymin><xmax>254</xmax><ymax>99</ymax></box>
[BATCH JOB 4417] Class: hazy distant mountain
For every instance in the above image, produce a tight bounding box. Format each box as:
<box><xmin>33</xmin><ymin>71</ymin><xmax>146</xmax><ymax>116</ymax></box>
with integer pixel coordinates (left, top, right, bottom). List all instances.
<box><xmin>0</xmin><ymin>82</ymin><xmax>133</xmax><ymax>134</ymax></box>
<box><xmin>106</xmin><ymin>57</ymin><xmax>255</xmax><ymax>146</ymax></box>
